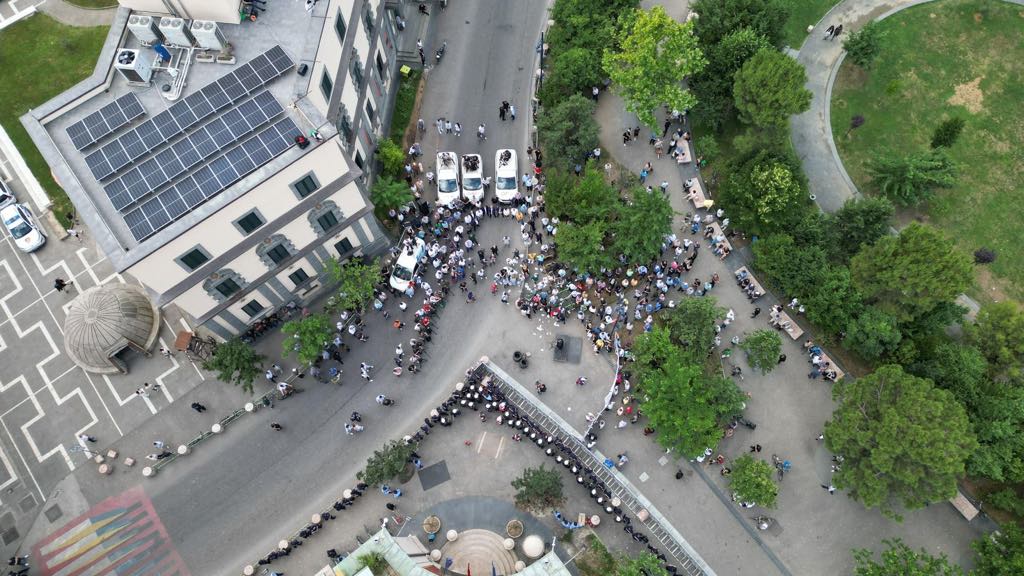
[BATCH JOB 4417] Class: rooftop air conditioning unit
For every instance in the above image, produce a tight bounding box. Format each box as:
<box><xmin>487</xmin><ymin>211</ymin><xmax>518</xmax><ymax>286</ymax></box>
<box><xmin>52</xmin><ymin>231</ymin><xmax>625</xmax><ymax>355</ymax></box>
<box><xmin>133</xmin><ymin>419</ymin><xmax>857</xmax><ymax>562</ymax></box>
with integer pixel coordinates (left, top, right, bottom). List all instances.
<box><xmin>158</xmin><ymin>17</ymin><xmax>194</xmax><ymax>47</ymax></box>
<box><xmin>190</xmin><ymin>20</ymin><xmax>226</xmax><ymax>52</ymax></box>
<box><xmin>128</xmin><ymin>15</ymin><xmax>163</xmax><ymax>45</ymax></box>
<box><xmin>114</xmin><ymin>49</ymin><xmax>154</xmax><ymax>85</ymax></box>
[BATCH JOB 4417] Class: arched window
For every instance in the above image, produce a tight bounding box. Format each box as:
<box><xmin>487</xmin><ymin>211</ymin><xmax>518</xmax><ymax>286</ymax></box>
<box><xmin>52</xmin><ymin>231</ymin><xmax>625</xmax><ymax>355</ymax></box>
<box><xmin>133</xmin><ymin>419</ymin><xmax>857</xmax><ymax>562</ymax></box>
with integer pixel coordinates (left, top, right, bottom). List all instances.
<box><xmin>255</xmin><ymin>234</ymin><xmax>298</xmax><ymax>269</ymax></box>
<box><xmin>202</xmin><ymin>269</ymin><xmax>248</xmax><ymax>303</ymax></box>
<box><xmin>307</xmin><ymin>200</ymin><xmax>346</xmax><ymax>236</ymax></box>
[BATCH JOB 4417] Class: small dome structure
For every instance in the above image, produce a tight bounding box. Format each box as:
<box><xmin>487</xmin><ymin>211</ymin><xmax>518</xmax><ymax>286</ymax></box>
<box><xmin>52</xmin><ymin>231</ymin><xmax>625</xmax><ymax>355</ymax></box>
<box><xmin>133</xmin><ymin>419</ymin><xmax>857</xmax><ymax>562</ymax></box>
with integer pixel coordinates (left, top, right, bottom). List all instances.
<box><xmin>63</xmin><ymin>284</ymin><xmax>160</xmax><ymax>374</ymax></box>
<box><xmin>522</xmin><ymin>535</ymin><xmax>544</xmax><ymax>559</ymax></box>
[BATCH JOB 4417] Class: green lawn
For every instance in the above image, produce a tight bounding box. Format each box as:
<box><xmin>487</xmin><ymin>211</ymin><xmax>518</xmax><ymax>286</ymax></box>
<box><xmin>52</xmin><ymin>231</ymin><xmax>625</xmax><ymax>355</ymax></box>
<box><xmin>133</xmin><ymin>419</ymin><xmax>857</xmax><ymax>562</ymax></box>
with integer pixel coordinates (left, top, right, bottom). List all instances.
<box><xmin>780</xmin><ymin>0</ymin><xmax>838</xmax><ymax>49</ymax></box>
<box><xmin>65</xmin><ymin>0</ymin><xmax>118</xmax><ymax>7</ymax></box>
<box><xmin>830</xmin><ymin>0</ymin><xmax>1024</xmax><ymax>299</ymax></box>
<box><xmin>390</xmin><ymin>69</ymin><xmax>421</xmax><ymax>146</ymax></box>
<box><xmin>0</xmin><ymin>14</ymin><xmax>107</xmax><ymax>226</ymax></box>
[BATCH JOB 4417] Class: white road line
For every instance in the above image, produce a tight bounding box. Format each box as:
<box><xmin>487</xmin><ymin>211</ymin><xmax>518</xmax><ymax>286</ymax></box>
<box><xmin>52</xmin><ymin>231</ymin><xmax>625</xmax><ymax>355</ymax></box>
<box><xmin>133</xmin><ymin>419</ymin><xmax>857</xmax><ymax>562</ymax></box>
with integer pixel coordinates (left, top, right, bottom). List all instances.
<box><xmin>0</xmin><ymin>415</ymin><xmax>44</xmax><ymax>502</ymax></box>
<box><xmin>495</xmin><ymin>435</ymin><xmax>505</xmax><ymax>460</ymax></box>
<box><xmin>476</xmin><ymin>431</ymin><xmax>487</xmax><ymax>454</ymax></box>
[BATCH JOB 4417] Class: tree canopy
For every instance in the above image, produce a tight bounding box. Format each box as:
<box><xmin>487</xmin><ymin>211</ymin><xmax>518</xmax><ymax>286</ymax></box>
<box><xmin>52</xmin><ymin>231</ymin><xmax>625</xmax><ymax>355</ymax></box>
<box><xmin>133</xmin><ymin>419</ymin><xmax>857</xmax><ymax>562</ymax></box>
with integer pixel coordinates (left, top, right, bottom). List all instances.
<box><xmin>826</xmin><ymin>197</ymin><xmax>894</xmax><ymax>263</ymax></box>
<box><xmin>825</xmin><ymin>364</ymin><xmax>977</xmax><ymax>517</ymax></box>
<box><xmin>733</xmin><ymin>48</ymin><xmax>811</xmax><ymax>129</ymax></box>
<box><xmin>663</xmin><ymin>297</ymin><xmax>725</xmax><ymax>364</ymax></box>
<box><xmin>843</xmin><ymin>21</ymin><xmax>885</xmax><ymax>68</ymax></box>
<box><xmin>536</xmin><ymin>94</ymin><xmax>601</xmax><ymax>169</ymax></box>
<box><xmin>637</xmin><ymin>345</ymin><xmax>745</xmax><ymax>458</ymax></box>
<box><xmin>852</xmin><ymin>538</ymin><xmax>964</xmax><ymax>576</ymax></box>
<box><xmin>557</xmin><ymin>221</ymin><xmax>615</xmax><ymax>274</ymax></box>
<box><xmin>615</xmin><ymin>552</ymin><xmax>668</xmax><ymax>576</ymax></box>
<box><xmin>850</xmin><ymin>223</ymin><xmax>973</xmax><ymax>323</ymax></box>
<box><xmin>742</xmin><ymin>329</ymin><xmax>783</xmax><ymax>374</ymax></box>
<box><xmin>691</xmin><ymin>0</ymin><xmax>788</xmax><ymax>47</ymax></box>
<box><xmin>370</xmin><ymin>176</ymin><xmax>414</xmax><ymax>214</ymax></box>
<box><xmin>511</xmin><ymin>465</ymin><xmax>565</xmax><ymax>512</ymax></box>
<box><xmin>868</xmin><ymin>149</ymin><xmax>958</xmax><ymax>206</ymax></box>
<box><xmin>844</xmin><ymin>307</ymin><xmax>902</xmax><ymax>361</ymax></box>
<box><xmin>281</xmin><ymin>312</ymin><xmax>334</xmax><ymax>366</ymax></box>
<box><xmin>969</xmin><ymin>301</ymin><xmax>1024</xmax><ymax>385</ymax></box>
<box><xmin>719</xmin><ymin>148</ymin><xmax>809</xmax><ymax>235</ymax></box>
<box><xmin>973</xmin><ymin>524</ymin><xmax>1024</xmax><ymax>576</ymax></box>
<box><xmin>612</xmin><ymin>187</ymin><xmax>673</xmax><ymax>264</ymax></box>
<box><xmin>203</xmin><ymin>338</ymin><xmax>265</xmax><ymax>394</ymax></box>
<box><xmin>730</xmin><ymin>455</ymin><xmax>778</xmax><ymax>508</ymax></box>
<box><xmin>358</xmin><ymin>439</ymin><xmax>417</xmax><ymax>486</ymax></box>
<box><xmin>326</xmin><ymin>257</ymin><xmax>380</xmax><ymax>314</ymax></box>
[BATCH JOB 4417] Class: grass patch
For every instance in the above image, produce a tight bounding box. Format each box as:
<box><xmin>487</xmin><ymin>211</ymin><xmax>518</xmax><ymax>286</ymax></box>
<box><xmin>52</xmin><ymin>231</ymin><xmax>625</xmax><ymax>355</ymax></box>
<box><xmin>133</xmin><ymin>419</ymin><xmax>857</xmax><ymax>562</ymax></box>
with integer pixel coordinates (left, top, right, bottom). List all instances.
<box><xmin>390</xmin><ymin>69</ymin><xmax>422</xmax><ymax>146</ymax></box>
<box><xmin>0</xmin><ymin>14</ymin><xmax>107</xmax><ymax>226</ymax></box>
<box><xmin>780</xmin><ymin>0</ymin><xmax>839</xmax><ymax>49</ymax></box>
<box><xmin>65</xmin><ymin>0</ymin><xmax>118</xmax><ymax>7</ymax></box>
<box><xmin>830</xmin><ymin>0</ymin><xmax>1024</xmax><ymax>299</ymax></box>
<box><xmin>576</xmin><ymin>534</ymin><xmax>616</xmax><ymax>576</ymax></box>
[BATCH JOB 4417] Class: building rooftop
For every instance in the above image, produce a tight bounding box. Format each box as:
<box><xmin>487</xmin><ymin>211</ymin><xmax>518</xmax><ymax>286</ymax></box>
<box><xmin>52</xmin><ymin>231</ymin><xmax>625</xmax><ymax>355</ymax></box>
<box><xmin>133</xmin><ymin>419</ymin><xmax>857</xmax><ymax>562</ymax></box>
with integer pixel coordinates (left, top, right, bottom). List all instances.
<box><xmin>63</xmin><ymin>283</ymin><xmax>160</xmax><ymax>374</ymax></box>
<box><xmin>22</xmin><ymin>3</ymin><xmax>333</xmax><ymax>272</ymax></box>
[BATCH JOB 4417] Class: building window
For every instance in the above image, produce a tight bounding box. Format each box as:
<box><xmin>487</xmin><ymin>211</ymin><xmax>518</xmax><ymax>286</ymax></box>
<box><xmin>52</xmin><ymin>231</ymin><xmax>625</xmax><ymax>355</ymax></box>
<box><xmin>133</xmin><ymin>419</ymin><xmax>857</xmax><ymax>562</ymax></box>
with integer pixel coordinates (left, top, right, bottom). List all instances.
<box><xmin>176</xmin><ymin>246</ymin><xmax>210</xmax><ymax>272</ymax></box>
<box><xmin>289</xmin><ymin>268</ymin><xmax>311</xmax><ymax>287</ymax></box>
<box><xmin>266</xmin><ymin>244</ymin><xmax>290</xmax><ymax>265</ymax></box>
<box><xmin>234</xmin><ymin>210</ymin><xmax>265</xmax><ymax>235</ymax></box>
<box><xmin>376</xmin><ymin>52</ymin><xmax>386</xmax><ymax>79</ymax></box>
<box><xmin>335</xmin><ymin>237</ymin><xmax>354</xmax><ymax>257</ymax></box>
<box><xmin>307</xmin><ymin>200</ymin><xmax>345</xmax><ymax>236</ymax></box>
<box><xmin>364</xmin><ymin>5</ymin><xmax>375</xmax><ymax>35</ymax></box>
<box><xmin>320</xmin><ymin>70</ymin><xmax>334</xmax><ymax>100</ymax></box>
<box><xmin>317</xmin><ymin>211</ymin><xmax>339</xmax><ymax>231</ymax></box>
<box><xmin>291</xmin><ymin>173</ymin><xmax>320</xmax><ymax>199</ymax></box>
<box><xmin>334</xmin><ymin>8</ymin><xmax>346</xmax><ymax>41</ymax></box>
<box><xmin>241</xmin><ymin>300</ymin><xmax>264</xmax><ymax>318</ymax></box>
<box><xmin>337</xmin><ymin>104</ymin><xmax>353</xmax><ymax>146</ymax></box>
<box><xmin>350</xmin><ymin>51</ymin><xmax>364</xmax><ymax>86</ymax></box>
<box><xmin>354</xmin><ymin>151</ymin><xmax>365</xmax><ymax>171</ymax></box>
<box><xmin>215</xmin><ymin>278</ymin><xmax>241</xmax><ymax>298</ymax></box>
<box><xmin>365</xmin><ymin>99</ymin><xmax>376</xmax><ymax>123</ymax></box>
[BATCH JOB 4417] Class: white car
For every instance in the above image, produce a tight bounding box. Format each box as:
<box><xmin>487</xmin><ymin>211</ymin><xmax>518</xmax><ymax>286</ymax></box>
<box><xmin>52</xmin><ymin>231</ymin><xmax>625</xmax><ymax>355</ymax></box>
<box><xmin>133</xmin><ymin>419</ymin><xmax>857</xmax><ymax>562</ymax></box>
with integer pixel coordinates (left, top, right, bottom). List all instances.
<box><xmin>494</xmin><ymin>149</ymin><xmax>518</xmax><ymax>203</ymax></box>
<box><xmin>0</xmin><ymin>180</ymin><xmax>15</xmax><ymax>210</ymax></box>
<box><xmin>1</xmin><ymin>203</ymin><xmax>46</xmax><ymax>253</ymax></box>
<box><xmin>389</xmin><ymin>237</ymin><xmax>426</xmax><ymax>293</ymax></box>
<box><xmin>436</xmin><ymin>151</ymin><xmax>460</xmax><ymax>207</ymax></box>
<box><xmin>460</xmin><ymin>153</ymin><xmax>484</xmax><ymax>204</ymax></box>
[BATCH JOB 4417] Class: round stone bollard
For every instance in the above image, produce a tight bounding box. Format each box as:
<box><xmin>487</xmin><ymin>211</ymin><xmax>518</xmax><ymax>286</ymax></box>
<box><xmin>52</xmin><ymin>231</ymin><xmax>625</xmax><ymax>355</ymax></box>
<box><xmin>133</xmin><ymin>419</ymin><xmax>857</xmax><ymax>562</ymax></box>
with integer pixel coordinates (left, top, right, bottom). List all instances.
<box><xmin>311</xmin><ymin>513</ymin><xmax>322</xmax><ymax>525</ymax></box>
<box><xmin>177</xmin><ymin>445</ymin><xmax>189</xmax><ymax>455</ymax></box>
<box><xmin>244</xmin><ymin>402</ymin><xmax>255</xmax><ymax>412</ymax></box>
<box><xmin>98</xmin><ymin>464</ymin><xmax>111</xmax><ymax>475</ymax></box>
<box><xmin>243</xmin><ymin>566</ymin><xmax>255</xmax><ymax>575</ymax></box>
<box><xmin>278</xmin><ymin>540</ymin><xmax>290</xmax><ymax>551</ymax></box>
<box><xmin>211</xmin><ymin>423</ymin><xmax>223</xmax><ymax>434</ymax></box>
<box><xmin>142</xmin><ymin>466</ymin><xmax>155</xmax><ymax>477</ymax></box>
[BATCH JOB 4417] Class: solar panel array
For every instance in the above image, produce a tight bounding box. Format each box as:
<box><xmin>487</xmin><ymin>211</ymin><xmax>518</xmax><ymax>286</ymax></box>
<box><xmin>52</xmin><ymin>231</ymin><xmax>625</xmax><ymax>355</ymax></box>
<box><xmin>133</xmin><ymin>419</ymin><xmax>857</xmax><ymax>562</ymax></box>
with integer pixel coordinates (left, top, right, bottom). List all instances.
<box><xmin>123</xmin><ymin>118</ymin><xmax>300</xmax><ymax>242</ymax></box>
<box><xmin>84</xmin><ymin>45</ymin><xmax>293</xmax><ymax>181</ymax></box>
<box><xmin>65</xmin><ymin>93</ymin><xmax>145</xmax><ymax>151</ymax></box>
<box><xmin>104</xmin><ymin>90</ymin><xmax>283</xmax><ymax>212</ymax></box>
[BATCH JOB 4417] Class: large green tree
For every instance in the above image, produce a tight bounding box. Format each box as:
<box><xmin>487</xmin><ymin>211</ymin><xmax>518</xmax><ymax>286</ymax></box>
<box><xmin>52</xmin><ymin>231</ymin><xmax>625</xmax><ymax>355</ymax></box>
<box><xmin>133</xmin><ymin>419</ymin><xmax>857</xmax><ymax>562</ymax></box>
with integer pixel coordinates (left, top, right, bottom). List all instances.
<box><xmin>825</xmin><ymin>364</ymin><xmax>977</xmax><ymax>517</ymax></box>
<box><xmin>741</xmin><ymin>329</ymin><xmax>782</xmax><ymax>374</ymax></box>
<box><xmin>545</xmin><ymin>168</ymin><xmax>619</xmax><ymax>224</ymax></box>
<box><xmin>751</xmin><ymin>234</ymin><xmax>828</xmax><ymax>297</ymax></box>
<box><xmin>376</xmin><ymin>139</ymin><xmax>406</xmax><ymax>180</ymax></box>
<box><xmin>844</xmin><ymin>307</ymin><xmax>902</xmax><ymax>361</ymax></box>
<box><xmin>733</xmin><ymin>48</ymin><xmax>811</xmax><ymax>129</ymax></box>
<box><xmin>969</xmin><ymin>301</ymin><xmax>1024</xmax><ymax>385</ymax></box>
<box><xmin>843</xmin><ymin>21</ymin><xmax>885</xmax><ymax>68</ymax></box>
<box><xmin>511</xmin><ymin>465</ymin><xmax>565</xmax><ymax>512</ymax></box>
<box><xmin>663</xmin><ymin>297</ymin><xmax>725</xmax><ymax>364</ymax></box>
<box><xmin>868</xmin><ymin>149</ymin><xmax>958</xmax><ymax>206</ymax></box>
<box><xmin>730</xmin><ymin>455</ymin><xmax>778</xmax><ymax>508</ymax></box>
<box><xmin>203</xmin><ymin>338</ymin><xmax>265</xmax><ymax>394</ymax></box>
<box><xmin>536</xmin><ymin>94</ymin><xmax>601</xmax><ymax>169</ymax></box>
<box><xmin>615</xmin><ymin>552</ymin><xmax>668</xmax><ymax>576</ymax></box>
<box><xmin>556</xmin><ymin>221</ymin><xmax>614</xmax><ymax>274</ymax></box>
<box><xmin>690</xmin><ymin>28</ymin><xmax>772</xmax><ymax>130</ymax></box>
<box><xmin>973</xmin><ymin>524</ymin><xmax>1024</xmax><ymax>576</ymax></box>
<box><xmin>802</xmin><ymin>266</ymin><xmax>864</xmax><ymax>336</ymax></box>
<box><xmin>691</xmin><ymin>0</ymin><xmax>788</xmax><ymax>47</ymax></box>
<box><xmin>850</xmin><ymin>223</ymin><xmax>973</xmax><ymax>323</ymax></box>
<box><xmin>719</xmin><ymin>148</ymin><xmax>809</xmax><ymax>235</ymax></box>
<box><xmin>358</xmin><ymin>439</ymin><xmax>418</xmax><ymax>486</ymax></box>
<box><xmin>603</xmin><ymin>6</ymin><xmax>706</xmax><ymax>130</ymax></box>
<box><xmin>826</xmin><ymin>197</ymin><xmax>894</xmax><ymax>263</ymax></box>
<box><xmin>539</xmin><ymin>47</ymin><xmax>607</xmax><ymax>107</ymax></box>
<box><xmin>611</xmin><ymin>187</ymin><xmax>673</xmax><ymax>264</ymax></box>
<box><xmin>852</xmin><ymin>538</ymin><xmax>964</xmax><ymax>576</ymax></box>
<box><xmin>638</xmin><ymin>347</ymin><xmax>745</xmax><ymax>458</ymax></box>
<box><xmin>370</xmin><ymin>176</ymin><xmax>414</xmax><ymax>214</ymax></box>
<box><xmin>326</xmin><ymin>257</ymin><xmax>380</xmax><ymax>313</ymax></box>
<box><xmin>281</xmin><ymin>312</ymin><xmax>334</xmax><ymax>366</ymax></box>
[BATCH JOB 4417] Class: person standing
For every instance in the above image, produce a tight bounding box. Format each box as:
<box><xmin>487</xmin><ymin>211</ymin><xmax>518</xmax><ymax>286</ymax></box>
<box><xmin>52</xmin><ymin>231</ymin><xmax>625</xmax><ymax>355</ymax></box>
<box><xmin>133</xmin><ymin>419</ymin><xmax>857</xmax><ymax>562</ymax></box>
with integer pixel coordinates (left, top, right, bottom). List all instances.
<box><xmin>436</xmin><ymin>117</ymin><xmax>445</xmax><ymax>134</ymax></box>
<box><xmin>445</xmin><ymin>119</ymin><xmax>453</xmax><ymax>134</ymax></box>
<box><xmin>509</xmin><ymin>104</ymin><xmax>516</xmax><ymax>121</ymax></box>
<box><xmin>270</xmin><ymin>422</ymin><xmax>283</xmax><ymax>431</ymax></box>
<box><xmin>190</xmin><ymin>402</ymin><xmax>207</xmax><ymax>413</ymax></box>
<box><xmin>453</xmin><ymin>122</ymin><xmax>462</xmax><ymax>136</ymax></box>
<box><xmin>53</xmin><ymin>277</ymin><xmax>73</xmax><ymax>293</ymax></box>
<box><xmin>77</xmin><ymin>433</ymin><xmax>96</xmax><ymax>443</ymax></box>
<box><xmin>498</xmin><ymin>103</ymin><xmax>507</xmax><ymax>121</ymax></box>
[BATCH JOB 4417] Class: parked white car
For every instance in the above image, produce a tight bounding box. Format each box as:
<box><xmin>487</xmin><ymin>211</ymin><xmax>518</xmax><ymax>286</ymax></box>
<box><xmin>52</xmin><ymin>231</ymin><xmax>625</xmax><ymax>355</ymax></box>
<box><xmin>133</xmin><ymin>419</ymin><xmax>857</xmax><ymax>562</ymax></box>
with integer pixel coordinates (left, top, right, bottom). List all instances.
<box><xmin>460</xmin><ymin>153</ymin><xmax>484</xmax><ymax>204</ymax></box>
<box><xmin>494</xmin><ymin>149</ymin><xmax>518</xmax><ymax>203</ymax></box>
<box><xmin>389</xmin><ymin>237</ymin><xmax>426</xmax><ymax>293</ymax></box>
<box><xmin>436</xmin><ymin>151</ymin><xmax>460</xmax><ymax>207</ymax></box>
<box><xmin>1</xmin><ymin>203</ymin><xmax>46</xmax><ymax>253</ymax></box>
<box><xmin>0</xmin><ymin>180</ymin><xmax>15</xmax><ymax>210</ymax></box>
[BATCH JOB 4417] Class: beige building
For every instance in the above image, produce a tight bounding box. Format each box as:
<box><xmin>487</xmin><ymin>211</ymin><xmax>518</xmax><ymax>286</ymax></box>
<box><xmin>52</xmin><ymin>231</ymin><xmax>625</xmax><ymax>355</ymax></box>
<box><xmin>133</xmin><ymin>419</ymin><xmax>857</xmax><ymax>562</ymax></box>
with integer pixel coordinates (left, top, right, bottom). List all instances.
<box><xmin>23</xmin><ymin>0</ymin><xmax>408</xmax><ymax>339</ymax></box>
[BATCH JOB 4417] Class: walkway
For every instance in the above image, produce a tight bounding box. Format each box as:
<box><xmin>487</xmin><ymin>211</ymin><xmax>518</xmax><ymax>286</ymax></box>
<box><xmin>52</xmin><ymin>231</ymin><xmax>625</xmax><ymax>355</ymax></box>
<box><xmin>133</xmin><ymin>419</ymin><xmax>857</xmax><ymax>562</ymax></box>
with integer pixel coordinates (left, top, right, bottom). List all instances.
<box><xmin>789</xmin><ymin>0</ymin><xmax>919</xmax><ymax>213</ymax></box>
<box><xmin>36</xmin><ymin>0</ymin><xmax>117</xmax><ymax>27</ymax></box>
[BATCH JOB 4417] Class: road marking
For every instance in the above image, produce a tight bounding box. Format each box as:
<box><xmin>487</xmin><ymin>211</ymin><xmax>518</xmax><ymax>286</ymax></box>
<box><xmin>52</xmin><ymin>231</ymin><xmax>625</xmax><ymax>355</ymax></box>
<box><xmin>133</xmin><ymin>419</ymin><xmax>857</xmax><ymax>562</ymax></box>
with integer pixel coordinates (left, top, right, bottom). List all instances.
<box><xmin>1</xmin><ymin>414</ymin><xmax>44</xmax><ymax>502</ymax></box>
<box><xmin>495</xmin><ymin>435</ymin><xmax>505</xmax><ymax>460</ymax></box>
<box><xmin>476</xmin><ymin>431</ymin><xmax>487</xmax><ymax>454</ymax></box>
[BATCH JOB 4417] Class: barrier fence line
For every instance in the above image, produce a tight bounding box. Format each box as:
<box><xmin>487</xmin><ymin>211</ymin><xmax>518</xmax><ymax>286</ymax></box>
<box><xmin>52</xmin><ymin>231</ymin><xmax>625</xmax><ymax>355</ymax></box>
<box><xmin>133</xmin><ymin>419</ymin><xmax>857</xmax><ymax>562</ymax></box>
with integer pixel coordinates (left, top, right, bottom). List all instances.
<box><xmin>478</xmin><ymin>361</ymin><xmax>716</xmax><ymax>576</ymax></box>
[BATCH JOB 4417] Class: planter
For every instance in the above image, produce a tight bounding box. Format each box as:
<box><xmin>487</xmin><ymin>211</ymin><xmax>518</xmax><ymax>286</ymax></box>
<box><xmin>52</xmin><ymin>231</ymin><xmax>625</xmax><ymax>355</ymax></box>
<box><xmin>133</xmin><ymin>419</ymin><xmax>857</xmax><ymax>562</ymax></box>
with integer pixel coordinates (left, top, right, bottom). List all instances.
<box><xmin>506</xmin><ymin>519</ymin><xmax>524</xmax><ymax>538</ymax></box>
<box><xmin>513</xmin><ymin>351</ymin><xmax>524</xmax><ymax>362</ymax></box>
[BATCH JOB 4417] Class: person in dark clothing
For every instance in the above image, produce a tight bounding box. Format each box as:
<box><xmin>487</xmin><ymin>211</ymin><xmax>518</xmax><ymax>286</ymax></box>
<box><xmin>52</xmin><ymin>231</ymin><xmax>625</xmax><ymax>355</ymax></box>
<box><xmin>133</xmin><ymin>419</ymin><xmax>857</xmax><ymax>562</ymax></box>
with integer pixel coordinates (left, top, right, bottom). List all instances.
<box><xmin>190</xmin><ymin>402</ymin><xmax>207</xmax><ymax>413</ymax></box>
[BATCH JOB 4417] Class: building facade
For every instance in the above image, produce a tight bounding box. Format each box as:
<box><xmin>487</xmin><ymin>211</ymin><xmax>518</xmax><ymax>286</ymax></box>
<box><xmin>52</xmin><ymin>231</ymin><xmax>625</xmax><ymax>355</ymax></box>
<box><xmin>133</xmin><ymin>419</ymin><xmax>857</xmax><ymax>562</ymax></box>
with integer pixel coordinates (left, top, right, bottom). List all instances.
<box><xmin>22</xmin><ymin>0</ymin><xmax>409</xmax><ymax>340</ymax></box>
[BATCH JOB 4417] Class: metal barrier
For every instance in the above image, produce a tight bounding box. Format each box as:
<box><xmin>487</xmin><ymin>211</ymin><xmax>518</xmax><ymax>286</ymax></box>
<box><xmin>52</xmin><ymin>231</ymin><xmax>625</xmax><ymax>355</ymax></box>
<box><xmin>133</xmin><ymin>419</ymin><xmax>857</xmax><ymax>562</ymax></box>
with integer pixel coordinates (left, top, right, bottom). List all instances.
<box><xmin>477</xmin><ymin>361</ymin><xmax>716</xmax><ymax>576</ymax></box>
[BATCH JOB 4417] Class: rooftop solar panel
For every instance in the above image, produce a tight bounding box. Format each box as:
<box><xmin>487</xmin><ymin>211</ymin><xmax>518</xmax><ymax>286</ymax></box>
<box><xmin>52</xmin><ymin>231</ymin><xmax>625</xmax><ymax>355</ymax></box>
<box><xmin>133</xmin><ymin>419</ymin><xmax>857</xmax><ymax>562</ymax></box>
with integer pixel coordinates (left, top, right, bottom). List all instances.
<box><xmin>65</xmin><ymin>93</ymin><xmax>145</xmax><ymax>151</ymax></box>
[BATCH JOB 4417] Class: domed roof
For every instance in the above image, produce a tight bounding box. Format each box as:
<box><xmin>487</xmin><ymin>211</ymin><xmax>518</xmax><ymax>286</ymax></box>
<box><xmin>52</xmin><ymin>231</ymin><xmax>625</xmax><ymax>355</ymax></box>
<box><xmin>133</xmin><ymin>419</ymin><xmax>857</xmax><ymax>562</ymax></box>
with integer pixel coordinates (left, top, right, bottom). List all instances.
<box><xmin>63</xmin><ymin>283</ymin><xmax>160</xmax><ymax>374</ymax></box>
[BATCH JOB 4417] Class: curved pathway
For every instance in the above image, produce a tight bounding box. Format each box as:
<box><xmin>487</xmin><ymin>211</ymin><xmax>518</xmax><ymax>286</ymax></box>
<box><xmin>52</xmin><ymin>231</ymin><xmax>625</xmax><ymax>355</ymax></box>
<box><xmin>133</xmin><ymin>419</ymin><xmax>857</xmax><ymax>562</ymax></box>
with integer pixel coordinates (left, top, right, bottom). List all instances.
<box><xmin>789</xmin><ymin>0</ymin><xmax>921</xmax><ymax>213</ymax></box>
<box><xmin>37</xmin><ymin>0</ymin><xmax>117</xmax><ymax>27</ymax></box>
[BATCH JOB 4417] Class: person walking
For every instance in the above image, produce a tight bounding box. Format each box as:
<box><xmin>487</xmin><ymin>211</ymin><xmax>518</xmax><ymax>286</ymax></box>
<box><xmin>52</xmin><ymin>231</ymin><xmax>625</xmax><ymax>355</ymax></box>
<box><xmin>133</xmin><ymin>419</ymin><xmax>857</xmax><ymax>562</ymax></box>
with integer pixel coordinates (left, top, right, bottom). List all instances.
<box><xmin>509</xmin><ymin>104</ymin><xmax>516</xmax><ymax>121</ymax></box>
<box><xmin>53</xmin><ymin>277</ymin><xmax>73</xmax><ymax>293</ymax></box>
<box><xmin>190</xmin><ymin>402</ymin><xmax>207</xmax><ymax>413</ymax></box>
<box><xmin>417</xmin><ymin>118</ymin><xmax>425</xmax><ymax>133</ymax></box>
<box><xmin>270</xmin><ymin>422</ymin><xmax>283</xmax><ymax>431</ymax></box>
<box><xmin>477</xmin><ymin>124</ymin><xmax>486</xmax><ymax>140</ymax></box>
<box><xmin>498</xmin><ymin>104</ymin><xmax>507</xmax><ymax>121</ymax></box>
<box><xmin>360</xmin><ymin>362</ymin><xmax>374</xmax><ymax>382</ymax></box>
<box><xmin>77</xmin><ymin>433</ymin><xmax>96</xmax><ymax>443</ymax></box>
<box><xmin>436</xmin><ymin>117</ymin><xmax>445</xmax><ymax>134</ymax></box>
<box><xmin>751</xmin><ymin>307</ymin><xmax>761</xmax><ymax>318</ymax></box>
<box><xmin>67</xmin><ymin>228</ymin><xmax>83</xmax><ymax>242</ymax></box>
<box><xmin>445</xmin><ymin>120</ymin><xmax>453</xmax><ymax>134</ymax></box>
<box><xmin>453</xmin><ymin>122</ymin><xmax>462</xmax><ymax>136</ymax></box>
<box><xmin>159</xmin><ymin>347</ymin><xmax>174</xmax><ymax>358</ymax></box>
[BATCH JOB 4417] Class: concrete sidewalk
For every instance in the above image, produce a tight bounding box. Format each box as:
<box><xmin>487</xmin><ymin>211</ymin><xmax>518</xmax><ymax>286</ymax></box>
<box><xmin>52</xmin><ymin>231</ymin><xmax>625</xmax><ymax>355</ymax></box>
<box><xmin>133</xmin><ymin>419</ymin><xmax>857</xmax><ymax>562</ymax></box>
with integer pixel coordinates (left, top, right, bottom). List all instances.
<box><xmin>36</xmin><ymin>0</ymin><xmax>117</xmax><ymax>27</ymax></box>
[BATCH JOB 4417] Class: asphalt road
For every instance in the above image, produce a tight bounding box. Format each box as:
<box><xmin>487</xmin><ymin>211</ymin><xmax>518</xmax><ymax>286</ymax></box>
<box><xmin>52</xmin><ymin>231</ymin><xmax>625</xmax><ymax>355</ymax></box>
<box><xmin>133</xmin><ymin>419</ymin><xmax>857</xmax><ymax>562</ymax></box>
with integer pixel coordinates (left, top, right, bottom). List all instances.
<box><xmin>138</xmin><ymin>2</ymin><xmax>550</xmax><ymax>573</ymax></box>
